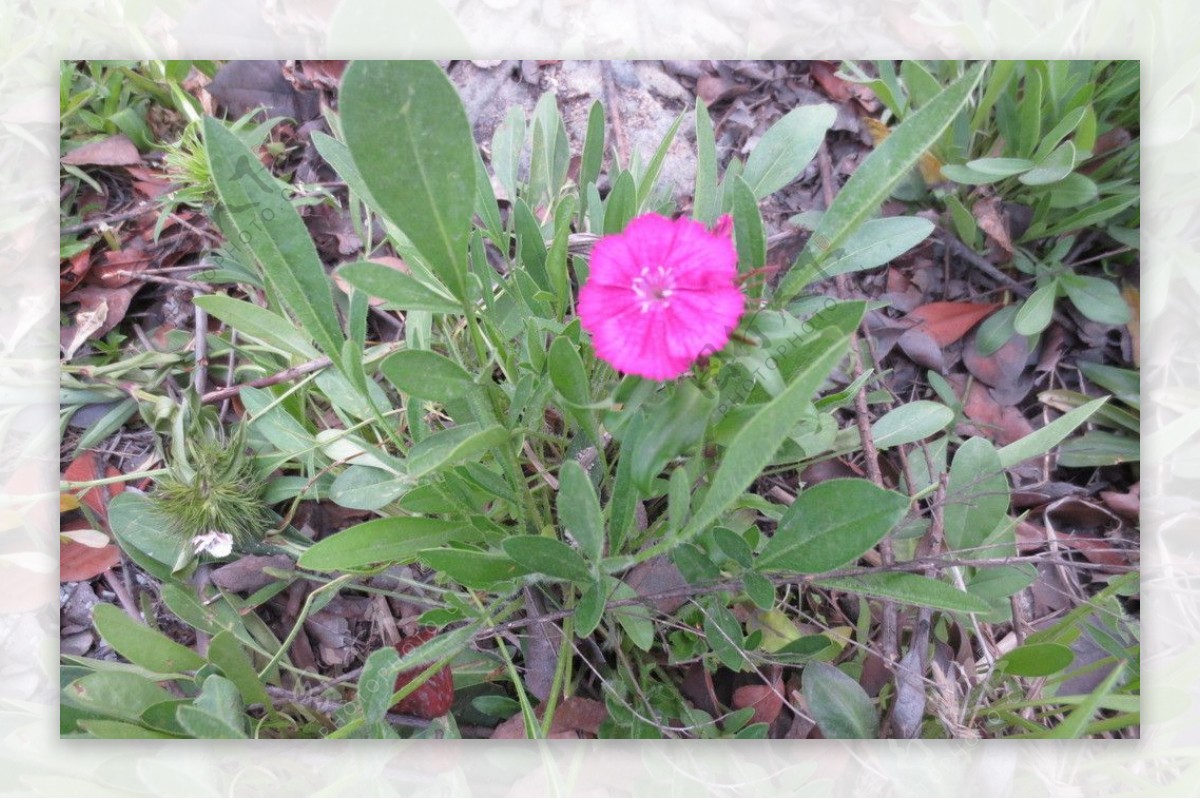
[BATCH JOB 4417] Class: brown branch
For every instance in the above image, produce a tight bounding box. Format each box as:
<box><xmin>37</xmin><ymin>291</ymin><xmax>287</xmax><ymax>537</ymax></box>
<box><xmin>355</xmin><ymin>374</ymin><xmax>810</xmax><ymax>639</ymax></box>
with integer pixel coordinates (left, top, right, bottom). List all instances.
<box><xmin>200</xmin><ymin>355</ymin><xmax>333</xmax><ymax>404</ymax></box>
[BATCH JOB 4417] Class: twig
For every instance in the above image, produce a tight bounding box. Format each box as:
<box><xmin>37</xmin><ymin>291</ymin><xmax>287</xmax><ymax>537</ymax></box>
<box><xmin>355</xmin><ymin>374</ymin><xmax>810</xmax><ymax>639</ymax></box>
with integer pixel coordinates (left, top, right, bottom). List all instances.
<box><xmin>200</xmin><ymin>355</ymin><xmax>333</xmax><ymax>404</ymax></box>
<box><xmin>103</xmin><ymin>568</ymin><xmax>141</xmax><ymax>620</ymax></box>
<box><xmin>61</xmin><ymin>202</ymin><xmax>155</xmax><ymax>235</ymax></box>
<box><xmin>938</xmin><ymin>230</ymin><xmax>1032</xmax><ymax>297</ymax></box>
<box><xmin>601</xmin><ymin>63</ymin><xmax>630</xmax><ymax>169</ymax></box>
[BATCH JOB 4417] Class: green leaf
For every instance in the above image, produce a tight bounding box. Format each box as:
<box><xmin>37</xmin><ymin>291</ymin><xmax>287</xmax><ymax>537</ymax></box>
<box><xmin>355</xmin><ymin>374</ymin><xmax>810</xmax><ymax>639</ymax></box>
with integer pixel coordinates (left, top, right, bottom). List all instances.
<box><xmin>341</xmin><ymin>61</ymin><xmax>475</xmax><ymax>299</ymax></box>
<box><xmin>997</xmin><ymin>642</ymin><xmax>1075</xmax><ymax>677</ymax></box>
<box><xmin>329</xmin><ymin>465</ymin><xmax>412</xmax><ymax>511</ymax></box>
<box><xmin>1059</xmin><ymin>273</ymin><xmax>1132</xmax><ymax>325</ymax></box>
<box><xmin>1058</xmin><ymin>430</ymin><xmax>1139</xmax><ymax>467</ymax></box>
<box><xmin>193</xmin><ymin>295</ymin><xmax>320</xmax><ymax>360</ymax></box>
<box><xmin>203</xmin><ymin>117</ymin><xmax>344</xmax><ymax>370</ymax></box>
<box><xmin>776</xmin><ymin>62</ymin><xmax>984</xmax><ymax>302</ymax></box>
<box><xmin>298</xmin><ymin>517</ymin><xmax>476</xmax><ymax>572</ymax></box>
<box><xmin>1047</xmin><ymin>173</ymin><xmax>1099</xmax><ymax>208</ymax></box>
<box><xmin>336</xmin><ymin>262</ymin><xmax>461</xmax><ymax>314</ymax></box>
<box><xmin>406</xmin><ymin>424</ymin><xmax>510</xmax><ymax>479</ymax></box>
<box><xmin>997</xmin><ymin>396</ymin><xmax>1108</xmax><ymax>467</ymax></box>
<box><xmin>630</xmin><ymin>381</ymin><xmax>717</xmax><ymax>494</ymax></box>
<box><xmin>606</xmin><ymin>577</ymin><xmax>655</xmax><ymax>652</ymax></box>
<box><xmin>603</xmin><ymin>170</ymin><xmax>637</xmax><ymax>234</ymax></box>
<box><xmin>77</xmin><ymin>720</ymin><xmax>176</xmax><ymax>739</ymax></box>
<box><xmin>1019</xmin><ymin>141</ymin><xmax>1077</xmax><ymax>185</ymax></box>
<box><xmin>176</xmin><ymin>705</ymin><xmax>247</xmax><ymax>739</ymax></box>
<box><xmin>870</xmin><ymin>400</ymin><xmax>954</xmax><ymax>449</ymax></box>
<box><xmin>742</xmin><ymin>571</ymin><xmax>776</xmax><ymax>611</ymax></box>
<box><xmin>703</xmin><ymin>601</ymin><xmax>746</xmax><ymax>670</ymax></box>
<box><xmin>811</xmin><ymin>216</ymin><xmax>935</xmax><ymax>282</ymax></box>
<box><xmin>490</xmin><ymin>105</ymin><xmax>525</xmax><ymax>203</ymax></box>
<box><xmin>418</xmin><ymin>548</ymin><xmax>529</xmax><ymax>589</ymax></box>
<box><xmin>963</xmin><ymin>157</ymin><xmax>1035</xmax><ymax>178</ymax></box>
<box><xmin>814</xmin><ymin>572</ymin><xmax>992</xmax><ymax>614</ymax></box>
<box><xmin>107</xmin><ymin>491</ymin><xmax>187</xmax><ymax>579</ymax></box>
<box><xmin>943</xmin><ymin>437</ymin><xmax>1009</xmax><ymax>554</ymax></box>
<box><xmin>558</xmin><ymin>460</ymin><xmax>605</xmax><ymax>562</ymax></box>
<box><xmin>693</xmin><ymin>99</ymin><xmax>719</xmax><ymax>225</ymax></box>
<box><xmin>92</xmin><ymin>604</ymin><xmax>205</xmax><ymax>675</ymax></box>
<box><xmin>358</xmin><ymin>646</ymin><xmax>403</xmax><ymax>725</ymax></box>
<box><xmin>381</xmin><ymin>349</ymin><xmax>474</xmax><ymax>403</ymax></box>
<box><xmin>803</xmin><ymin>661</ymin><xmax>878</xmax><ymax>739</ymax></box>
<box><xmin>669</xmin><ymin>312</ymin><xmax>859</xmax><ymax>553</ymax></box>
<box><xmin>740</xmin><ymin>103</ymin><xmax>836</xmax><ymax>199</ymax></box>
<box><xmin>206</xmin><ymin>631</ymin><xmax>272</xmax><ymax>711</ymax></box>
<box><xmin>502</xmin><ymin>535</ymin><xmax>592</xmax><ymax>583</ymax></box>
<box><xmin>757</xmin><ymin>479</ymin><xmax>909</xmax><ymax>573</ymax></box>
<box><xmin>548</xmin><ymin>335</ymin><xmax>591</xmax><ymax>407</ymax></box>
<box><xmin>190</xmin><ymin>674</ymin><xmax>248</xmax><ymax>737</ymax></box>
<box><xmin>636</xmin><ymin>112</ymin><xmax>684</xmax><ymax>209</ymax></box>
<box><xmin>975</xmin><ymin>304</ymin><xmax>1019</xmax><ymax>356</ymax></box>
<box><xmin>580</xmin><ymin>101</ymin><xmax>605</xmax><ymax>198</ymax></box>
<box><xmin>732</xmin><ymin>175</ymin><xmax>765</xmax><ymax>270</ymax></box>
<box><xmin>63</xmin><ymin>672</ymin><xmax>175</xmax><ymax>723</ymax></box>
<box><xmin>575</xmin><ymin>580</ymin><xmax>606</xmax><ymax>639</ymax></box>
<box><xmin>1013</xmin><ymin>281</ymin><xmax>1058</xmax><ymax>336</ymax></box>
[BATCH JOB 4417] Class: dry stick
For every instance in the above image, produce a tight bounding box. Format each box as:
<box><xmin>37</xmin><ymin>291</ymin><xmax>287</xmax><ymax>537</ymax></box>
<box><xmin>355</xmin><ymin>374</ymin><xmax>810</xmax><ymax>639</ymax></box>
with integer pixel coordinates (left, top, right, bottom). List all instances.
<box><xmin>192</xmin><ymin>299</ymin><xmax>208</xmax><ymax>396</ymax></box>
<box><xmin>103</xmin><ymin>568</ymin><xmax>141</xmax><ymax>620</ymax></box>
<box><xmin>818</xmin><ymin>138</ymin><xmax>899</xmax><ymax>664</ymax></box>
<box><xmin>601</xmin><ymin>63</ymin><xmax>630</xmax><ymax>169</ymax></box>
<box><xmin>200</xmin><ymin>355</ymin><xmax>333</xmax><ymax>404</ymax></box>
<box><xmin>61</xmin><ymin>202</ymin><xmax>155</xmax><ymax>235</ymax></box>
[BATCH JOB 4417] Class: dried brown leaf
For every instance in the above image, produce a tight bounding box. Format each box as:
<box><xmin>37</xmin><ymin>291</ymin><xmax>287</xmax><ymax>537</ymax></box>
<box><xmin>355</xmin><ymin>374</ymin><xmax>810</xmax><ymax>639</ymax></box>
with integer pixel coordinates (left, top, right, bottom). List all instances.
<box><xmin>61</xmin><ymin>134</ymin><xmax>142</xmax><ymax>167</ymax></box>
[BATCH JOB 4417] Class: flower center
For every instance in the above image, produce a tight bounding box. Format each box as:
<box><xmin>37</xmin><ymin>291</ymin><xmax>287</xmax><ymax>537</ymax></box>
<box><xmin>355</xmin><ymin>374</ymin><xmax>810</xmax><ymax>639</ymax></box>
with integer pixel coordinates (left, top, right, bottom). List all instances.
<box><xmin>631</xmin><ymin>265</ymin><xmax>676</xmax><ymax>313</ymax></box>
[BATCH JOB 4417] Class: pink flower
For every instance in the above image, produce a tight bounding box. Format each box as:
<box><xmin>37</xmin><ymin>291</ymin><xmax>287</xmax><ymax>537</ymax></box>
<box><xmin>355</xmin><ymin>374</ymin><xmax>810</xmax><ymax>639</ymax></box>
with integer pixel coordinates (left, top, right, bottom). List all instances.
<box><xmin>578</xmin><ymin>213</ymin><xmax>745</xmax><ymax>381</ymax></box>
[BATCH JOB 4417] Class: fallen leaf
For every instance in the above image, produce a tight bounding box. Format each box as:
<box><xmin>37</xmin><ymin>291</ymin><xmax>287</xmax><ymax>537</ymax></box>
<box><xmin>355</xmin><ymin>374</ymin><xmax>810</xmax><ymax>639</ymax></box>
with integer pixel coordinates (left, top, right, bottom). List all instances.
<box><xmin>1100</xmin><ymin>483</ymin><xmax>1139</xmax><ymax>521</ymax></box>
<box><xmin>896</xmin><ymin>326</ymin><xmax>946</xmax><ymax>373</ymax></box>
<box><xmin>61</xmin><ymin>451</ymin><xmax>125</xmax><ymax>526</ymax></box>
<box><xmin>61</xmin><ymin>134</ymin><xmax>142</xmax><ymax>167</ymax></box>
<box><xmin>948</xmin><ymin>373</ymin><xmax>1035</xmax><ymax>447</ymax></box>
<box><xmin>624</xmin><ymin>556</ymin><xmax>689</xmax><ymax>614</ymax></box>
<box><xmin>695</xmin><ymin>73</ymin><xmax>749</xmax><ymax>106</ymax></box>
<box><xmin>963</xmin><ymin>328</ymin><xmax>1035</xmax><ymax>405</ymax></box>
<box><xmin>809</xmin><ymin>61</ymin><xmax>853</xmax><ymax>103</ymax></box>
<box><xmin>392</xmin><ymin>627</ymin><xmax>456</xmax><ymax>720</ymax></box>
<box><xmin>489</xmin><ymin>696</ymin><xmax>608</xmax><ymax>739</ymax></box>
<box><xmin>61</xmin><ymin>249</ymin><xmax>93</xmax><ymax>295</ymax></box>
<box><xmin>209</xmin><ymin>60</ymin><xmax>319</xmax><ymax>122</ymax></box>
<box><xmin>211</xmin><ymin>554</ymin><xmax>294</xmax><ymax>593</ymax></box>
<box><xmin>61</xmin><ymin>285</ymin><xmax>139</xmax><ymax>357</ymax></box>
<box><xmin>60</xmin><ymin>518</ymin><xmax>121</xmax><ymax>582</ymax></box>
<box><xmin>973</xmin><ymin>197</ymin><xmax>1013</xmax><ymax>255</ymax></box>
<box><xmin>334</xmin><ymin>255</ymin><xmax>408</xmax><ymax>306</ymax></box>
<box><xmin>908</xmin><ymin>301</ymin><xmax>1002</xmax><ymax>347</ymax></box>
<box><xmin>93</xmin><ymin>247</ymin><xmax>153</xmax><ymax>288</ymax></box>
<box><xmin>732</xmin><ymin>673</ymin><xmax>785</xmax><ymax>726</ymax></box>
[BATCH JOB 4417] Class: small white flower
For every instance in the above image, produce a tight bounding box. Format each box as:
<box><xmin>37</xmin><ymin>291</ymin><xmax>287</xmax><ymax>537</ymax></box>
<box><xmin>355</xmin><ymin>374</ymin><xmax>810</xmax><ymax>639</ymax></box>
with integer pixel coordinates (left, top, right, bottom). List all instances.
<box><xmin>192</xmin><ymin>530</ymin><xmax>233</xmax><ymax>558</ymax></box>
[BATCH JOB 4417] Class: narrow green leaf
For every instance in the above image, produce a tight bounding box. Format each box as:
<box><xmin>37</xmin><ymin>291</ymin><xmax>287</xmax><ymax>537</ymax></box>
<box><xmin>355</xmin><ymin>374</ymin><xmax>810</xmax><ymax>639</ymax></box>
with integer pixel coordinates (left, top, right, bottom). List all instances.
<box><xmin>580</xmin><ymin>101</ymin><xmax>605</xmax><ymax>197</ymax></box>
<box><xmin>636</xmin><ymin>111</ymin><xmax>684</xmax><ymax>208</ymax></box>
<box><xmin>298</xmin><ymin>517</ymin><xmax>476</xmax><ymax>572</ymax></box>
<box><xmin>630</xmin><ymin>381</ymin><xmax>716</xmax><ymax>494</ymax></box>
<box><xmin>997</xmin><ymin>643</ymin><xmax>1075</xmax><ymax>677</ymax></box>
<box><xmin>490</xmin><ymin>105</ymin><xmax>525</xmax><ymax>203</ymax></box>
<box><xmin>758</xmin><ymin>479</ymin><xmax>909</xmax><ymax>573</ymax></box>
<box><xmin>558</xmin><ymin>460</ymin><xmax>605</xmax><ymax>562</ymax></box>
<box><xmin>607</xmin><ymin>577</ymin><xmax>655</xmax><ymax>651</ymax></box>
<box><xmin>803</xmin><ymin>661</ymin><xmax>878</xmax><ymax>739</ymax></box>
<box><xmin>176</xmin><ymin>706</ymin><xmax>247</xmax><ymax>739</ymax></box>
<box><xmin>341</xmin><ymin>61</ymin><xmax>475</xmax><ymax>299</ymax></box>
<box><xmin>575</xmin><ymin>580</ymin><xmax>606</xmax><ymax>639</ymax></box>
<box><xmin>336</xmin><ymin>262</ymin><xmax>461</xmax><ymax>314</ymax></box>
<box><xmin>603</xmin><ymin>170</ymin><xmax>637</xmax><ymax>234</ymax></box>
<box><xmin>659</xmin><ymin>315</ymin><xmax>858</xmax><ymax>556</ymax></box>
<box><xmin>777</xmin><ymin>62</ymin><xmax>984</xmax><ymax>303</ymax></box>
<box><xmin>693</xmin><ymin>99</ymin><xmax>719</xmax><ymax>225</ymax></box>
<box><xmin>92</xmin><ymin>604</ymin><xmax>205</xmax><ymax>675</ymax></box>
<box><xmin>206</xmin><ymin>631</ymin><xmax>272</xmax><ymax>711</ymax></box>
<box><xmin>191</xmin><ymin>674</ymin><xmax>248</xmax><ymax>737</ymax></box>
<box><xmin>740</xmin><ymin>104</ymin><xmax>836</xmax><ymax>199</ymax></box>
<box><xmin>814</xmin><ymin>572</ymin><xmax>992</xmax><ymax>614</ymax></box>
<box><xmin>193</xmin><ymin>295</ymin><xmax>320</xmax><ymax>360</ymax></box>
<box><xmin>63</xmin><ymin>672</ymin><xmax>175</xmax><ymax>723</ymax></box>
<box><xmin>418</xmin><ymin>548</ymin><xmax>530</xmax><ymax>589</ymax></box>
<box><xmin>406</xmin><ymin>424</ymin><xmax>510</xmax><ymax>479</ymax></box>
<box><xmin>381</xmin><ymin>349</ymin><xmax>474</xmax><ymax>403</ymax></box>
<box><xmin>204</xmin><ymin>117</ymin><xmax>344</xmax><ymax>369</ymax></box>
<box><xmin>870</xmin><ymin>401</ymin><xmax>954</xmax><ymax>449</ymax></box>
<box><xmin>502</xmin><ymin>535</ymin><xmax>592</xmax><ymax>583</ymax></box>
<box><xmin>997</xmin><ymin>396</ymin><xmax>1108</xmax><ymax>467</ymax></box>
<box><xmin>107</xmin><ymin>491</ymin><xmax>187</xmax><ymax>579</ymax></box>
<box><xmin>963</xmin><ymin>156</ymin><xmax>1035</xmax><ymax>178</ymax></box>
<box><xmin>732</xmin><ymin>175</ymin><xmax>765</xmax><ymax>270</ymax></box>
<box><xmin>548</xmin><ymin>335</ymin><xmax>591</xmax><ymax>407</ymax></box>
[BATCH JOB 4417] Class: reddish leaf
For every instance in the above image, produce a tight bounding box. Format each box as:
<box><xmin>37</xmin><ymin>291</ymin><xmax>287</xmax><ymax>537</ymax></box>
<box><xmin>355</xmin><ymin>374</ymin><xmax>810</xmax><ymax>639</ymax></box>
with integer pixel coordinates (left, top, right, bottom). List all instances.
<box><xmin>949</xmin><ymin>373</ymin><xmax>1035</xmax><ymax>447</ymax></box>
<box><xmin>392</xmin><ymin>628</ymin><xmax>455</xmax><ymax>720</ymax></box>
<box><xmin>60</xmin><ymin>249</ymin><xmax>93</xmax><ymax>295</ymax></box>
<box><xmin>1100</xmin><ymin>484</ymin><xmax>1139</xmax><ymax>522</ymax></box>
<box><xmin>61</xmin><ymin>451</ymin><xmax>125</xmax><ymax>526</ymax></box>
<box><xmin>60</xmin><ymin>284</ymin><xmax>140</xmax><ymax>357</ymax></box>
<box><xmin>60</xmin><ymin>518</ymin><xmax>121</xmax><ymax>582</ymax></box>
<box><xmin>489</xmin><ymin>696</ymin><xmax>608</xmax><ymax>739</ymax></box>
<box><xmin>908</xmin><ymin>302</ymin><xmax>1002</xmax><ymax>347</ymax></box>
<box><xmin>61</xmin><ymin>134</ymin><xmax>141</xmax><ymax>166</ymax></box>
<box><xmin>733</xmin><ymin>675</ymin><xmax>785</xmax><ymax>726</ymax></box>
